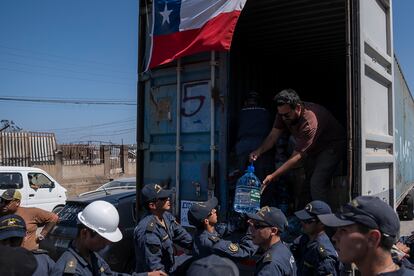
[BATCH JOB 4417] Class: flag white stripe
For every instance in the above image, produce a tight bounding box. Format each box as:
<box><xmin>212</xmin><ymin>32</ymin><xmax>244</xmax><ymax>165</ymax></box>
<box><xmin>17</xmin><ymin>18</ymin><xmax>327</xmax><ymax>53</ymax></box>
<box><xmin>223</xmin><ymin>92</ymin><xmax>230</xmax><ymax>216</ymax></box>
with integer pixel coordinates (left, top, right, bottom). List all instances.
<box><xmin>179</xmin><ymin>0</ymin><xmax>246</xmax><ymax>31</ymax></box>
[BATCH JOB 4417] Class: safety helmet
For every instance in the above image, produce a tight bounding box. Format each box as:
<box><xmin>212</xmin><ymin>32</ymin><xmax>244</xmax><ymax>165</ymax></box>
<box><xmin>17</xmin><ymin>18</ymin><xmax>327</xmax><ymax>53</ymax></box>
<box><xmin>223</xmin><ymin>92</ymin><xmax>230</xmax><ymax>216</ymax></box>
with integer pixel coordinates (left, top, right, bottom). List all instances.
<box><xmin>77</xmin><ymin>200</ymin><xmax>122</xmax><ymax>242</ymax></box>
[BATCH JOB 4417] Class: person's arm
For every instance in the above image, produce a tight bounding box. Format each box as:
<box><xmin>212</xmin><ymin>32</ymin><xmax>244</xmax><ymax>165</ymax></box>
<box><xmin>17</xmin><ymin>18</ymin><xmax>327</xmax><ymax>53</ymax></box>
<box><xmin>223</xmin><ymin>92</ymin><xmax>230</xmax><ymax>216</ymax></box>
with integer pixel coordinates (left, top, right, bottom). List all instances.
<box><xmin>34</xmin><ymin>208</ymin><xmax>59</xmax><ymax>241</ymax></box>
<box><xmin>262</xmin><ymin>122</ymin><xmax>316</xmax><ymax>188</ymax></box>
<box><xmin>171</xmin><ymin>219</ymin><xmax>193</xmax><ymax>250</ymax></box>
<box><xmin>211</xmin><ymin>231</ymin><xmax>258</xmax><ymax>259</ymax></box>
<box><xmin>262</xmin><ymin>151</ymin><xmax>303</xmax><ymax>187</ymax></box>
<box><xmin>250</xmin><ymin>128</ymin><xmax>284</xmax><ymax>161</ymax></box>
<box><xmin>144</xmin><ymin>233</ymin><xmax>165</xmax><ymax>272</ymax></box>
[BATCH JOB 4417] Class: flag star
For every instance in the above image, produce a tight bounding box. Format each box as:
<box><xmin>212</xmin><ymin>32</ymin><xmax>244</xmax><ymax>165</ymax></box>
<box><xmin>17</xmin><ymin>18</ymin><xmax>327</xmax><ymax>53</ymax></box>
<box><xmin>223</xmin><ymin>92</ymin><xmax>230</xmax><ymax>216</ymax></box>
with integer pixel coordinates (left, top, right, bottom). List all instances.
<box><xmin>159</xmin><ymin>3</ymin><xmax>172</xmax><ymax>25</ymax></box>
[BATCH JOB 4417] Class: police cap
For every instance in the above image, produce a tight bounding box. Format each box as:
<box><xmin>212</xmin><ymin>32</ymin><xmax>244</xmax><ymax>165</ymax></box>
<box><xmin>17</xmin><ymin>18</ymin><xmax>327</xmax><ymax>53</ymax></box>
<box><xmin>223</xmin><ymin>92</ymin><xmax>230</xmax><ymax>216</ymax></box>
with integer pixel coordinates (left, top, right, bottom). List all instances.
<box><xmin>295</xmin><ymin>200</ymin><xmax>332</xmax><ymax>220</ymax></box>
<box><xmin>186</xmin><ymin>254</ymin><xmax>239</xmax><ymax>276</ymax></box>
<box><xmin>318</xmin><ymin>196</ymin><xmax>400</xmax><ymax>239</ymax></box>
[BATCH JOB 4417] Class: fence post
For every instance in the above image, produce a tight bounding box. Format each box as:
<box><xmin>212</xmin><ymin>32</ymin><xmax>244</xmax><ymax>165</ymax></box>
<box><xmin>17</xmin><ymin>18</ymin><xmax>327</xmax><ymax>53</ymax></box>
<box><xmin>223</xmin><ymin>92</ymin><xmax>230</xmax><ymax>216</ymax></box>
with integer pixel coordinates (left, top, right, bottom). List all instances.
<box><xmin>55</xmin><ymin>147</ymin><xmax>63</xmax><ymax>182</ymax></box>
<box><xmin>121</xmin><ymin>145</ymin><xmax>128</xmax><ymax>175</ymax></box>
<box><xmin>101</xmin><ymin>146</ymin><xmax>111</xmax><ymax>177</ymax></box>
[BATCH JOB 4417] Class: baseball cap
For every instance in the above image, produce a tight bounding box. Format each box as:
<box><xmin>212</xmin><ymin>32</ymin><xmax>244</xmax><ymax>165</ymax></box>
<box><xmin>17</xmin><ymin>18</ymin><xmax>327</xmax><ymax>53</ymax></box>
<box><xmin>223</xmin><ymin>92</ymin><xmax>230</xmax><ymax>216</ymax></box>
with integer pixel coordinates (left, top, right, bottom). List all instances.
<box><xmin>0</xmin><ymin>214</ymin><xmax>26</xmax><ymax>240</ymax></box>
<box><xmin>247</xmin><ymin>206</ymin><xmax>288</xmax><ymax>232</ymax></box>
<box><xmin>188</xmin><ymin>197</ymin><xmax>218</xmax><ymax>226</ymax></box>
<box><xmin>318</xmin><ymin>196</ymin><xmax>400</xmax><ymax>239</ymax></box>
<box><xmin>0</xmin><ymin>189</ymin><xmax>22</xmax><ymax>201</ymax></box>
<box><xmin>295</xmin><ymin>200</ymin><xmax>332</xmax><ymax>220</ymax></box>
<box><xmin>186</xmin><ymin>254</ymin><xmax>239</xmax><ymax>276</ymax></box>
<box><xmin>141</xmin><ymin>183</ymin><xmax>172</xmax><ymax>203</ymax></box>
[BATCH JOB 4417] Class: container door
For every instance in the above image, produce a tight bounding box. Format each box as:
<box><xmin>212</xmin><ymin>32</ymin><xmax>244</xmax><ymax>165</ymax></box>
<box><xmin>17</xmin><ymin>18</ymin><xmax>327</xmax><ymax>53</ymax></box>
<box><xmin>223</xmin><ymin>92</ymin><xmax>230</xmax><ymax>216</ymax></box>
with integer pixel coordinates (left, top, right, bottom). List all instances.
<box><xmin>353</xmin><ymin>0</ymin><xmax>395</xmax><ymax>205</ymax></box>
<box><xmin>143</xmin><ymin>56</ymin><xmax>225</xmax><ymax>217</ymax></box>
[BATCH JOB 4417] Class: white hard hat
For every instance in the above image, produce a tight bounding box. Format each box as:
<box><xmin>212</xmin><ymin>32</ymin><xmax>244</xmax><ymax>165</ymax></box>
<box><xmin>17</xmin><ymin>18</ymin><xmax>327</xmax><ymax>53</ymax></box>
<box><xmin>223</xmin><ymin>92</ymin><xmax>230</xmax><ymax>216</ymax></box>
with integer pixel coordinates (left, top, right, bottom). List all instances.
<box><xmin>77</xmin><ymin>200</ymin><xmax>122</xmax><ymax>242</ymax></box>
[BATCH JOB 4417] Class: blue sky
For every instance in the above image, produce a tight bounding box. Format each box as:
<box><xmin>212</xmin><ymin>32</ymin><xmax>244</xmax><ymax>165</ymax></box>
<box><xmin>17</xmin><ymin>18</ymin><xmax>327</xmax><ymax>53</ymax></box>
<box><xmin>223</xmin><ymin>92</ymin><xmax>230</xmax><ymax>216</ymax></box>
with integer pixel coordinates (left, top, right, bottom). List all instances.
<box><xmin>0</xmin><ymin>0</ymin><xmax>412</xmax><ymax>145</ymax></box>
<box><xmin>0</xmin><ymin>0</ymin><xmax>138</xmax><ymax>144</ymax></box>
<box><xmin>394</xmin><ymin>0</ymin><xmax>414</xmax><ymax>91</ymax></box>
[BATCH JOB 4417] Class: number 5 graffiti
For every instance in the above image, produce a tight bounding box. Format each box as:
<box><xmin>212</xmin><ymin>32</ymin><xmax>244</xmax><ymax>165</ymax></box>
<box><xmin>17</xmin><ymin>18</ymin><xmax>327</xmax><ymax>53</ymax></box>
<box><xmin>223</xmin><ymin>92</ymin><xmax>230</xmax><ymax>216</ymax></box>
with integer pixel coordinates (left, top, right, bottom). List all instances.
<box><xmin>181</xmin><ymin>88</ymin><xmax>206</xmax><ymax>117</ymax></box>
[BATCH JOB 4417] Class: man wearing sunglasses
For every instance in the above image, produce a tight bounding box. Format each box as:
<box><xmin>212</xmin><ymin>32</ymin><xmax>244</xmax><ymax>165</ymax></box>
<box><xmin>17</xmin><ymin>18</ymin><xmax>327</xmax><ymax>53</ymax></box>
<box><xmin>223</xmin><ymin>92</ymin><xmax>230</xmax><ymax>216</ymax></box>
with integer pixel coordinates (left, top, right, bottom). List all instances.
<box><xmin>187</xmin><ymin>196</ymin><xmax>258</xmax><ymax>259</ymax></box>
<box><xmin>292</xmin><ymin>200</ymin><xmax>340</xmax><ymax>276</ymax></box>
<box><xmin>247</xmin><ymin>206</ymin><xmax>297</xmax><ymax>276</ymax></box>
<box><xmin>249</xmin><ymin>88</ymin><xmax>345</xmax><ymax>208</ymax></box>
<box><xmin>134</xmin><ymin>183</ymin><xmax>193</xmax><ymax>275</ymax></box>
<box><xmin>319</xmin><ymin>196</ymin><xmax>414</xmax><ymax>276</ymax></box>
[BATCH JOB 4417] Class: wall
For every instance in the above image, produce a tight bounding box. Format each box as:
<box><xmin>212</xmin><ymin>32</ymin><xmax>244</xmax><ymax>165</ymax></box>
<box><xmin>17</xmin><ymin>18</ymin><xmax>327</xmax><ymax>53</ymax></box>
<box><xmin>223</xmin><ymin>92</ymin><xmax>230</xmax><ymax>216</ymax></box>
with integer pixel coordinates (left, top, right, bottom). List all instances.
<box><xmin>35</xmin><ymin>149</ymin><xmax>136</xmax><ymax>196</ymax></box>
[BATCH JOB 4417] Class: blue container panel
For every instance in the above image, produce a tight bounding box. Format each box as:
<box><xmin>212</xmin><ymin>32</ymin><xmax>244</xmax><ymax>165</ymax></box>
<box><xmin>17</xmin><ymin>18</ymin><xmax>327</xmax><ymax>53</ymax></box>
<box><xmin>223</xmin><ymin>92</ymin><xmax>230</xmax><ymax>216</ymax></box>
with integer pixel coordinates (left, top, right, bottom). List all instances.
<box><xmin>143</xmin><ymin>55</ymin><xmax>224</xmax><ymax>209</ymax></box>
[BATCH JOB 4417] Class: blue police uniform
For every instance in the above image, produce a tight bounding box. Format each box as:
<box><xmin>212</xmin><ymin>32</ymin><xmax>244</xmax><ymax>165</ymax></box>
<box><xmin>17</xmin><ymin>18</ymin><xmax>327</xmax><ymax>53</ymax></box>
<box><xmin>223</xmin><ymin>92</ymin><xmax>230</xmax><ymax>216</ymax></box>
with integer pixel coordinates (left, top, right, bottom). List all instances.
<box><xmin>32</xmin><ymin>249</ymin><xmax>55</xmax><ymax>276</ymax></box>
<box><xmin>255</xmin><ymin>240</ymin><xmax>297</xmax><ymax>276</ymax></box>
<box><xmin>134</xmin><ymin>212</ymin><xmax>193</xmax><ymax>274</ymax></box>
<box><xmin>51</xmin><ymin>245</ymin><xmax>144</xmax><ymax>276</ymax></box>
<box><xmin>291</xmin><ymin>233</ymin><xmax>339</xmax><ymax>276</ymax></box>
<box><xmin>193</xmin><ymin>228</ymin><xmax>258</xmax><ymax>259</ymax></box>
<box><xmin>378</xmin><ymin>265</ymin><xmax>414</xmax><ymax>276</ymax></box>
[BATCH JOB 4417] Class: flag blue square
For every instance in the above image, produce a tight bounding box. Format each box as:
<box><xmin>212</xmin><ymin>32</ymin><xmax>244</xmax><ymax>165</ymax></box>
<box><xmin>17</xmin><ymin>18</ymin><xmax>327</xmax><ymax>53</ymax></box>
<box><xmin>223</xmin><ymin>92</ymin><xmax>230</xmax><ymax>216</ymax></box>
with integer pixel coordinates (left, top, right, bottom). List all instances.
<box><xmin>154</xmin><ymin>0</ymin><xmax>181</xmax><ymax>36</ymax></box>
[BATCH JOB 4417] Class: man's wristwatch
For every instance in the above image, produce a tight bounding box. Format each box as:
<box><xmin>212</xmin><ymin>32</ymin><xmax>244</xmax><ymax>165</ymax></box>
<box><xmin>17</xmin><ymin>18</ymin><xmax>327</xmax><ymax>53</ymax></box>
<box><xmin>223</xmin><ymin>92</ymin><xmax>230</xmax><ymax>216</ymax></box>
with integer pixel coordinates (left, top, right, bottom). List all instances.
<box><xmin>37</xmin><ymin>234</ymin><xmax>45</xmax><ymax>241</ymax></box>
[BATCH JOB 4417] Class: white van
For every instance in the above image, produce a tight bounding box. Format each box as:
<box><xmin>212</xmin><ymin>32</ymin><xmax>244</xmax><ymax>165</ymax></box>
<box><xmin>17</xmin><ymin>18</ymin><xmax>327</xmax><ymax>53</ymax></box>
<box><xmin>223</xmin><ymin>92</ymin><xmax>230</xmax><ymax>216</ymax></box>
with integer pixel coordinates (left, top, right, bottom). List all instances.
<box><xmin>0</xmin><ymin>166</ymin><xmax>67</xmax><ymax>213</ymax></box>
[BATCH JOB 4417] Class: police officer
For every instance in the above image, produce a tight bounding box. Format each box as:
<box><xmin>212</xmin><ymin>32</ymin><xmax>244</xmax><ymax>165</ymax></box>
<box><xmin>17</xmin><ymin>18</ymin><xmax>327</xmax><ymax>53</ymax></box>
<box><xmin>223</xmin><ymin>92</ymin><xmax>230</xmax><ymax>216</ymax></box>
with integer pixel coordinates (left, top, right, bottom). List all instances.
<box><xmin>186</xmin><ymin>254</ymin><xmax>240</xmax><ymax>276</ymax></box>
<box><xmin>134</xmin><ymin>183</ymin><xmax>193</xmax><ymax>275</ymax></box>
<box><xmin>319</xmin><ymin>196</ymin><xmax>414</xmax><ymax>276</ymax></box>
<box><xmin>291</xmin><ymin>200</ymin><xmax>339</xmax><ymax>276</ymax></box>
<box><xmin>247</xmin><ymin>206</ymin><xmax>297</xmax><ymax>276</ymax></box>
<box><xmin>51</xmin><ymin>200</ymin><xmax>165</xmax><ymax>276</ymax></box>
<box><xmin>188</xmin><ymin>196</ymin><xmax>258</xmax><ymax>259</ymax></box>
<box><xmin>0</xmin><ymin>213</ymin><xmax>55</xmax><ymax>276</ymax></box>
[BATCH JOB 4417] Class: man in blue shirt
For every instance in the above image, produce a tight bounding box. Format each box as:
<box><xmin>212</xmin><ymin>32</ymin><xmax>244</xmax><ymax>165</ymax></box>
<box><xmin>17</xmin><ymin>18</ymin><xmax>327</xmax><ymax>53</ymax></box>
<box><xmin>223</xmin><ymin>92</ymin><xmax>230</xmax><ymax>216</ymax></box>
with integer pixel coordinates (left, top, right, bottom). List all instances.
<box><xmin>0</xmin><ymin>213</ymin><xmax>55</xmax><ymax>276</ymax></box>
<box><xmin>134</xmin><ymin>183</ymin><xmax>193</xmax><ymax>275</ymax></box>
<box><xmin>292</xmin><ymin>200</ymin><xmax>340</xmax><ymax>275</ymax></box>
<box><xmin>51</xmin><ymin>200</ymin><xmax>164</xmax><ymax>276</ymax></box>
<box><xmin>247</xmin><ymin>206</ymin><xmax>297</xmax><ymax>276</ymax></box>
<box><xmin>188</xmin><ymin>196</ymin><xmax>257</xmax><ymax>259</ymax></box>
<box><xmin>319</xmin><ymin>196</ymin><xmax>414</xmax><ymax>276</ymax></box>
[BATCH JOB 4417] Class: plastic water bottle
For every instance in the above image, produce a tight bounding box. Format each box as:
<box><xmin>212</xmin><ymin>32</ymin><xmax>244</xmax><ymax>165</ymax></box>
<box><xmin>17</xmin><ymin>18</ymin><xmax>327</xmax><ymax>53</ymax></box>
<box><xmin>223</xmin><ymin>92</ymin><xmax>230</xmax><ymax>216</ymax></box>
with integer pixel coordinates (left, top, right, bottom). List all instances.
<box><xmin>233</xmin><ymin>163</ymin><xmax>261</xmax><ymax>214</ymax></box>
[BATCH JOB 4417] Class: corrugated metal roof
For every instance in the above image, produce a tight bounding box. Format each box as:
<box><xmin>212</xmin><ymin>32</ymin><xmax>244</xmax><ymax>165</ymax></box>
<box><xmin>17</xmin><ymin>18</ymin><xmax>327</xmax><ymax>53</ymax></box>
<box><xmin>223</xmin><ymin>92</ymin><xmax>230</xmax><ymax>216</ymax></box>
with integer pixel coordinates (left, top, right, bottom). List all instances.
<box><xmin>234</xmin><ymin>0</ymin><xmax>346</xmax><ymax>60</ymax></box>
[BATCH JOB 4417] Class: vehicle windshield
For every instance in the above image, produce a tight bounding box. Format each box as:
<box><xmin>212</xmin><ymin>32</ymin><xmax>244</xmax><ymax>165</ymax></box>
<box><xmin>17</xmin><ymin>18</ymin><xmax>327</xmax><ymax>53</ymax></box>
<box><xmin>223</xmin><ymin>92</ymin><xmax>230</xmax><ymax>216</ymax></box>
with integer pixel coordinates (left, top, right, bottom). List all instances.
<box><xmin>99</xmin><ymin>180</ymin><xmax>135</xmax><ymax>189</ymax></box>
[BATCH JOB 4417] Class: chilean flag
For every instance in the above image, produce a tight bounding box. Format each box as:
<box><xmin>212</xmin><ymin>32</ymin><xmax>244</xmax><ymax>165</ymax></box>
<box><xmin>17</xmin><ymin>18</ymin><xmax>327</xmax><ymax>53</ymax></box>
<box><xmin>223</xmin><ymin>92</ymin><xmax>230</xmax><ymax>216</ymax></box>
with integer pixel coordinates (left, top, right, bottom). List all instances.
<box><xmin>146</xmin><ymin>0</ymin><xmax>247</xmax><ymax>70</ymax></box>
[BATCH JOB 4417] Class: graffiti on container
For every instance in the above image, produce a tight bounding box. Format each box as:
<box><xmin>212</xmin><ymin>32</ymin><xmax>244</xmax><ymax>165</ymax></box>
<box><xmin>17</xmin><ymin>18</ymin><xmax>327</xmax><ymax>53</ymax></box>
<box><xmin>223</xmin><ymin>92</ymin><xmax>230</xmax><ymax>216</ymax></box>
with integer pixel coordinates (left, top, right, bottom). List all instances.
<box><xmin>181</xmin><ymin>81</ymin><xmax>211</xmax><ymax>132</ymax></box>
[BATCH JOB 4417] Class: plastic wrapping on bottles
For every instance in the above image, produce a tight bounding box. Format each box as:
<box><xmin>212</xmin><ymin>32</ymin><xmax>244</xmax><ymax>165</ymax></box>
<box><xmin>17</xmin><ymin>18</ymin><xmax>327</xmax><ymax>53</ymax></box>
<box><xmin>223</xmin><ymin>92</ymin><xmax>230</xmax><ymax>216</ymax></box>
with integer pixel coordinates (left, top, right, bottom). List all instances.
<box><xmin>233</xmin><ymin>163</ymin><xmax>261</xmax><ymax>214</ymax></box>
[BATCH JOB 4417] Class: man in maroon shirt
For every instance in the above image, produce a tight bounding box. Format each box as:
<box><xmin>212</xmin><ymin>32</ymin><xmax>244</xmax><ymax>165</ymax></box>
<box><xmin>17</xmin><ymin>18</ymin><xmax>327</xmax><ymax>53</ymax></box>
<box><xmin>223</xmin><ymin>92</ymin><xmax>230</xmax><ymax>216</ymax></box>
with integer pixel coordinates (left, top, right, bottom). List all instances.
<box><xmin>250</xmin><ymin>89</ymin><xmax>345</xmax><ymax>207</ymax></box>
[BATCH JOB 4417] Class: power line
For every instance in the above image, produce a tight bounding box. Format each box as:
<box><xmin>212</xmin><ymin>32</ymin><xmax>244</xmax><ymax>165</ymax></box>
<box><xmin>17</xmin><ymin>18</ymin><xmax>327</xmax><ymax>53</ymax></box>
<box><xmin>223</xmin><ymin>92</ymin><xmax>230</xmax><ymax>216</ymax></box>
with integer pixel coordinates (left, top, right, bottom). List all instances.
<box><xmin>35</xmin><ymin>117</ymin><xmax>136</xmax><ymax>132</ymax></box>
<box><xmin>0</xmin><ymin>67</ymin><xmax>134</xmax><ymax>87</ymax></box>
<box><xmin>0</xmin><ymin>59</ymin><xmax>136</xmax><ymax>81</ymax></box>
<box><xmin>0</xmin><ymin>45</ymin><xmax>136</xmax><ymax>74</ymax></box>
<box><xmin>0</xmin><ymin>96</ymin><xmax>136</xmax><ymax>105</ymax></box>
<box><xmin>78</xmin><ymin>128</ymin><xmax>136</xmax><ymax>138</ymax></box>
<box><xmin>54</xmin><ymin>122</ymin><xmax>137</xmax><ymax>134</ymax></box>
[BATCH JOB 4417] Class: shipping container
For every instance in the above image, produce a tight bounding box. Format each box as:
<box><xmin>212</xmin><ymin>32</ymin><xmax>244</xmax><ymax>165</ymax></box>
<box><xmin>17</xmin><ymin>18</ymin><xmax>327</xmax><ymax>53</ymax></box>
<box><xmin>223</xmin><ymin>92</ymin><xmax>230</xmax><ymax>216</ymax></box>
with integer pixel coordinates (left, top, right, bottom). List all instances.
<box><xmin>137</xmin><ymin>0</ymin><xmax>413</xmax><ymax>218</ymax></box>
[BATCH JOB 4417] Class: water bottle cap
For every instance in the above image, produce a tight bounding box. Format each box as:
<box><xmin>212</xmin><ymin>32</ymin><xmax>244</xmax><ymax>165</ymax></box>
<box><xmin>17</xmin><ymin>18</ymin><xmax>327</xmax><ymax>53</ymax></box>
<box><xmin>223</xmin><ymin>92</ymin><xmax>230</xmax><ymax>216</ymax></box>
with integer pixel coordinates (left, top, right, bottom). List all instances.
<box><xmin>247</xmin><ymin>164</ymin><xmax>255</xmax><ymax>173</ymax></box>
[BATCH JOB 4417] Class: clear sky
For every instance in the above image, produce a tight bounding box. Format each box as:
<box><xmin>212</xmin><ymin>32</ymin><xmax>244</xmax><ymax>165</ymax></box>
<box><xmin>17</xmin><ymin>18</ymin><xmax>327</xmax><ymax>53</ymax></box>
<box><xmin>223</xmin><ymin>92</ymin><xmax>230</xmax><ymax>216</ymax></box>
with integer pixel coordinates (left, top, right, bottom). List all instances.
<box><xmin>394</xmin><ymin>0</ymin><xmax>414</xmax><ymax>92</ymax></box>
<box><xmin>0</xmin><ymin>0</ymin><xmax>138</xmax><ymax>144</ymax></box>
<box><xmin>0</xmin><ymin>0</ymin><xmax>412</xmax><ymax>145</ymax></box>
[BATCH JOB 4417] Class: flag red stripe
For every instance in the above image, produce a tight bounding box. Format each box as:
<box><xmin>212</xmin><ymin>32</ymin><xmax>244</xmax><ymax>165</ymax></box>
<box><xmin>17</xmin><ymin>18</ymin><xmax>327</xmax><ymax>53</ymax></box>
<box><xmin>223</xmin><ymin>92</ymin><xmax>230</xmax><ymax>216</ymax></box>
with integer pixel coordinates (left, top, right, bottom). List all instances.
<box><xmin>149</xmin><ymin>11</ymin><xmax>241</xmax><ymax>69</ymax></box>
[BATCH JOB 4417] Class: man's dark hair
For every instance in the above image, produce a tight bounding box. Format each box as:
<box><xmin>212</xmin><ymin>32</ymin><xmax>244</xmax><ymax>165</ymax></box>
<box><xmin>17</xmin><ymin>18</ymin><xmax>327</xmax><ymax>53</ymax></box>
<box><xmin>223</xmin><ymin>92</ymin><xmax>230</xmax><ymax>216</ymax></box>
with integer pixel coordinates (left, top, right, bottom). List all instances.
<box><xmin>356</xmin><ymin>224</ymin><xmax>394</xmax><ymax>251</ymax></box>
<box><xmin>273</xmin><ymin>88</ymin><xmax>302</xmax><ymax>109</ymax></box>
